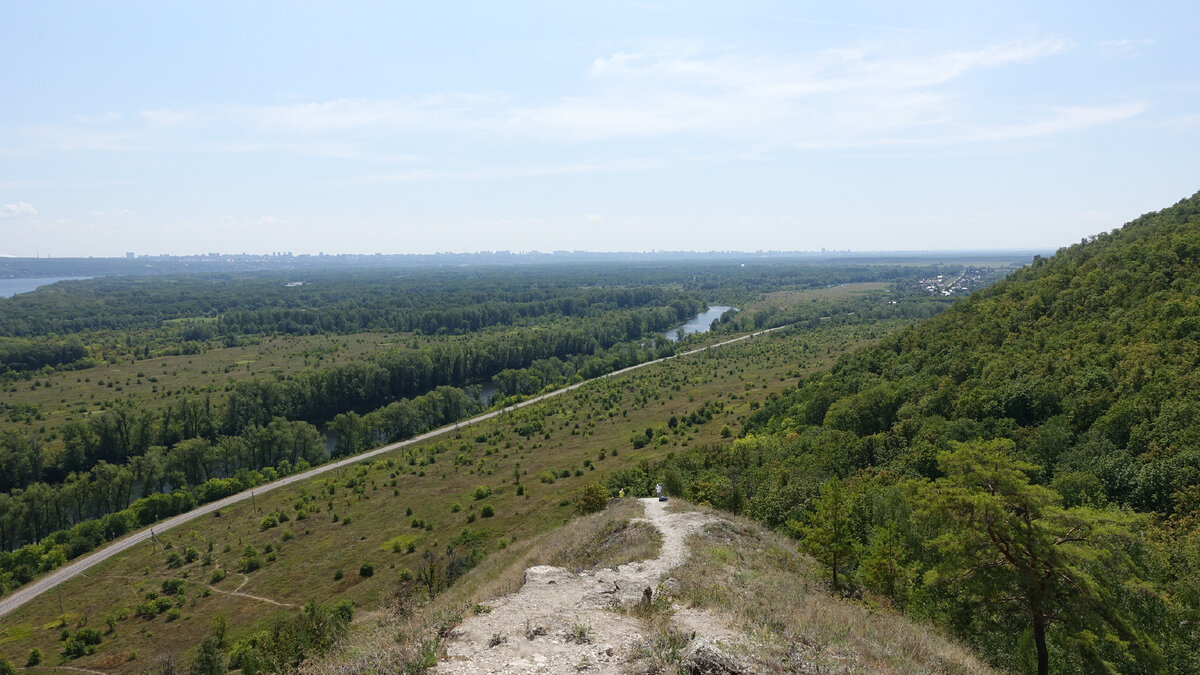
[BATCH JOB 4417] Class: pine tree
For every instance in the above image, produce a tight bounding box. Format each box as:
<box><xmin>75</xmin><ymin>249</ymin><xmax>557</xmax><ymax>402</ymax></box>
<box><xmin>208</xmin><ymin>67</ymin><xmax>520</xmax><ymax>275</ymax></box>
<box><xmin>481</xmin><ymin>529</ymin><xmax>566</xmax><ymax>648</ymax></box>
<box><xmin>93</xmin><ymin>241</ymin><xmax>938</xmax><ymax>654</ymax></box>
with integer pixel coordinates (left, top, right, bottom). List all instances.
<box><xmin>800</xmin><ymin>477</ymin><xmax>858</xmax><ymax>591</ymax></box>
<box><xmin>917</xmin><ymin>439</ymin><xmax>1162</xmax><ymax>675</ymax></box>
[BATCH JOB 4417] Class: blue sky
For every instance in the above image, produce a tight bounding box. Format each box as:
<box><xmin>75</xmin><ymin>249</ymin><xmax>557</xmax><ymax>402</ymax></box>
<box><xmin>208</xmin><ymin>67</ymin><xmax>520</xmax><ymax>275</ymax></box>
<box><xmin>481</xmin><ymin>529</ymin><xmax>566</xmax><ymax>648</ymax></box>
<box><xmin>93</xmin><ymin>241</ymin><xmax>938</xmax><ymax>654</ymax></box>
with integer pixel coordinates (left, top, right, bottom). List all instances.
<box><xmin>1</xmin><ymin>1</ymin><xmax>1197</xmax><ymax>257</ymax></box>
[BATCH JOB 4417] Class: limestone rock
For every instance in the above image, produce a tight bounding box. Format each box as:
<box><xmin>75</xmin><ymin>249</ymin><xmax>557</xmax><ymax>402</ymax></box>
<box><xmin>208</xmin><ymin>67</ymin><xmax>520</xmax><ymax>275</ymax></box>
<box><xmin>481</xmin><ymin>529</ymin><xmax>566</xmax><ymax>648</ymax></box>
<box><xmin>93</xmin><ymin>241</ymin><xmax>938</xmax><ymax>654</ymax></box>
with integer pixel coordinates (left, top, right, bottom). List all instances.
<box><xmin>680</xmin><ymin>637</ymin><xmax>748</xmax><ymax>675</ymax></box>
<box><xmin>523</xmin><ymin>565</ymin><xmax>573</xmax><ymax>585</ymax></box>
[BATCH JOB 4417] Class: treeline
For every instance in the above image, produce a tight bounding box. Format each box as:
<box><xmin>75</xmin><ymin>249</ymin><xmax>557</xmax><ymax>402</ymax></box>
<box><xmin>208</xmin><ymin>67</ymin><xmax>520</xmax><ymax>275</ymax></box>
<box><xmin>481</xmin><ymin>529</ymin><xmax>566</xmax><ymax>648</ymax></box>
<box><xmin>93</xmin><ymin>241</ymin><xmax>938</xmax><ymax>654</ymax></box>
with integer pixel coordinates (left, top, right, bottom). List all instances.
<box><xmin>0</xmin><ymin>384</ymin><xmax>481</xmax><ymax>592</ymax></box>
<box><xmin>0</xmin><ymin>416</ymin><xmax>320</xmax><ymax>594</ymax></box>
<box><xmin>222</xmin><ymin>303</ymin><xmax>697</xmax><ymax>432</ymax></box>
<box><xmin>0</xmin><ymin>338</ymin><xmax>87</xmax><ymax>374</ymax></box>
<box><xmin>215</xmin><ymin>287</ymin><xmax>698</xmax><ymax>337</ymax></box>
<box><xmin>1</xmin><ymin>301</ymin><xmax>693</xmax><ymax>491</ymax></box>
<box><xmin>0</xmin><ymin>267</ymin><xmax>700</xmax><ymax>338</ymax></box>
<box><xmin>714</xmin><ymin>292</ymin><xmax>954</xmax><ymax>335</ymax></box>
<box><xmin>651</xmin><ymin>192</ymin><xmax>1200</xmax><ymax>673</ymax></box>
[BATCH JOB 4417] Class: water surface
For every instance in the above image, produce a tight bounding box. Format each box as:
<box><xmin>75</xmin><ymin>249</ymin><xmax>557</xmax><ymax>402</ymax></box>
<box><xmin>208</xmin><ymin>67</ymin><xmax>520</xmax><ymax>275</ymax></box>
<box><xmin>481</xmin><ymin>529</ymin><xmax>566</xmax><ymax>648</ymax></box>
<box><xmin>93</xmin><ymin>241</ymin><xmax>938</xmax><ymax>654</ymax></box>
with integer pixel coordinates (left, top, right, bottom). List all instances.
<box><xmin>0</xmin><ymin>277</ymin><xmax>92</xmax><ymax>298</ymax></box>
<box><xmin>666</xmin><ymin>306</ymin><xmax>735</xmax><ymax>341</ymax></box>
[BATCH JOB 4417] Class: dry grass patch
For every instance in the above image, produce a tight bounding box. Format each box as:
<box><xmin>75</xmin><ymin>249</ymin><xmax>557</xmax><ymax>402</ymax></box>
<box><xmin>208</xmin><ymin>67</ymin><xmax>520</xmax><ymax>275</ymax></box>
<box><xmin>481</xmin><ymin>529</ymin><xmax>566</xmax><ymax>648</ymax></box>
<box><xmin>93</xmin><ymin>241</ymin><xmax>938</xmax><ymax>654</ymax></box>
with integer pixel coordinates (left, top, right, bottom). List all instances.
<box><xmin>669</xmin><ymin>517</ymin><xmax>996</xmax><ymax>674</ymax></box>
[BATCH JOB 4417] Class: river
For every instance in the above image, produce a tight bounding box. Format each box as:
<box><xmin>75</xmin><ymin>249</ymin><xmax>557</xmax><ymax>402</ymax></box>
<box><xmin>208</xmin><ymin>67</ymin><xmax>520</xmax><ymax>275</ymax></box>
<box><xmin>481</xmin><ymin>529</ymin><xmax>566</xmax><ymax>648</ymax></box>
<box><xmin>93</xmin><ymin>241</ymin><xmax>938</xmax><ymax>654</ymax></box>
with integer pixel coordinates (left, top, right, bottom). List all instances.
<box><xmin>0</xmin><ymin>277</ymin><xmax>92</xmax><ymax>298</ymax></box>
<box><xmin>666</xmin><ymin>305</ymin><xmax>735</xmax><ymax>341</ymax></box>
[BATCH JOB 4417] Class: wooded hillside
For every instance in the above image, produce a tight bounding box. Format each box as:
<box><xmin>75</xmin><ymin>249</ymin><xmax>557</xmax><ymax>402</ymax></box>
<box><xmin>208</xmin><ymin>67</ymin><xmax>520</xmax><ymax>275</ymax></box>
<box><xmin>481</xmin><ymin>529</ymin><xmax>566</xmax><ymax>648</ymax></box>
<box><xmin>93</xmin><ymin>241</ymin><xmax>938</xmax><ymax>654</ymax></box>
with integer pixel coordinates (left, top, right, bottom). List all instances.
<box><xmin>640</xmin><ymin>192</ymin><xmax>1200</xmax><ymax>674</ymax></box>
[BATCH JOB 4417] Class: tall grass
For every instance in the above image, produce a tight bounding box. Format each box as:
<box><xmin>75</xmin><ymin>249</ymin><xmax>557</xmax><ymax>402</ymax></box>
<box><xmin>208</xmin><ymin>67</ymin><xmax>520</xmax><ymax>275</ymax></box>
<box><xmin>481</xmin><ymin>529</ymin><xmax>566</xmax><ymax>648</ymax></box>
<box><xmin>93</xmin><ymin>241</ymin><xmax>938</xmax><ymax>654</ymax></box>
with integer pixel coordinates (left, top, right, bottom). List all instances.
<box><xmin>667</xmin><ymin>513</ymin><xmax>996</xmax><ymax>674</ymax></box>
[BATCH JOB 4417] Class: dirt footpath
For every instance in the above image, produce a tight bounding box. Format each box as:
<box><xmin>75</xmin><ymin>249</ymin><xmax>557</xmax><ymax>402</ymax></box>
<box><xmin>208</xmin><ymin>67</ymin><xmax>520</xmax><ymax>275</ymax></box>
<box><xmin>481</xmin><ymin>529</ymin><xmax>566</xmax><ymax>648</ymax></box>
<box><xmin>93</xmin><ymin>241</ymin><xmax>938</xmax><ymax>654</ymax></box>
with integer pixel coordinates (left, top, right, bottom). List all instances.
<box><xmin>434</xmin><ymin>498</ymin><xmax>732</xmax><ymax>674</ymax></box>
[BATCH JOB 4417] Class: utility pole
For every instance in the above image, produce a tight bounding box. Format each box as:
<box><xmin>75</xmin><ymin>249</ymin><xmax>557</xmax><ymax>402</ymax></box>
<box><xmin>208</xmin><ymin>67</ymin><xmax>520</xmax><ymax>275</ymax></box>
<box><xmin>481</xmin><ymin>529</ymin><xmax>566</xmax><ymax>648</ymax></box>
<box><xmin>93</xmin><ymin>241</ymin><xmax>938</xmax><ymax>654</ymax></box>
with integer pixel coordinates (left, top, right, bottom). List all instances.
<box><xmin>251</xmin><ymin>490</ymin><xmax>257</xmax><ymax>512</ymax></box>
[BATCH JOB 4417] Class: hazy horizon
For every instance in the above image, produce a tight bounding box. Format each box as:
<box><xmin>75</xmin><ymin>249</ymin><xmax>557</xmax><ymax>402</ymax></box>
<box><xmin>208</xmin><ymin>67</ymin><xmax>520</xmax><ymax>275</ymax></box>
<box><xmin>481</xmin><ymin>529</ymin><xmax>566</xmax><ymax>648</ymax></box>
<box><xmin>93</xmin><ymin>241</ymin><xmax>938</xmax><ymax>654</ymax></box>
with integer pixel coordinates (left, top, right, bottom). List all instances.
<box><xmin>0</xmin><ymin>247</ymin><xmax>1054</xmax><ymax>261</ymax></box>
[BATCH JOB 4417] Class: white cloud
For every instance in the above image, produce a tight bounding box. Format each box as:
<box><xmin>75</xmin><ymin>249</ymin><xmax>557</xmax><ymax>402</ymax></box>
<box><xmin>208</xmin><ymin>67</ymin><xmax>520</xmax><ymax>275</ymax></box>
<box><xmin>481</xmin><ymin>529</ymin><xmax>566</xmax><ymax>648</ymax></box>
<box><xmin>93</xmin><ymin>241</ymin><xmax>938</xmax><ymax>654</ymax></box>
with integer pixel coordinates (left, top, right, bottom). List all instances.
<box><xmin>140</xmin><ymin>109</ymin><xmax>194</xmax><ymax>126</ymax></box>
<box><xmin>340</xmin><ymin>158</ymin><xmax>664</xmax><ymax>185</ymax></box>
<box><xmin>506</xmin><ymin>37</ymin><xmax>1081</xmax><ymax>144</ymax></box>
<box><xmin>91</xmin><ymin>210</ymin><xmax>105</xmax><ymax>217</ymax></box>
<box><xmin>234</xmin><ymin>96</ymin><xmax>488</xmax><ymax>132</ymax></box>
<box><xmin>0</xmin><ymin>201</ymin><xmax>37</xmax><ymax>219</ymax></box>
<box><xmin>1161</xmin><ymin>114</ymin><xmax>1200</xmax><ymax>130</ymax></box>
<box><xmin>72</xmin><ymin>112</ymin><xmax>121</xmax><ymax>124</ymax></box>
<box><xmin>3</xmin><ymin>34</ymin><xmax>1138</xmax><ymax>173</ymax></box>
<box><xmin>582</xmin><ymin>214</ymin><xmax>604</xmax><ymax>222</ymax></box>
<box><xmin>1095</xmin><ymin>39</ymin><xmax>1154</xmax><ymax>59</ymax></box>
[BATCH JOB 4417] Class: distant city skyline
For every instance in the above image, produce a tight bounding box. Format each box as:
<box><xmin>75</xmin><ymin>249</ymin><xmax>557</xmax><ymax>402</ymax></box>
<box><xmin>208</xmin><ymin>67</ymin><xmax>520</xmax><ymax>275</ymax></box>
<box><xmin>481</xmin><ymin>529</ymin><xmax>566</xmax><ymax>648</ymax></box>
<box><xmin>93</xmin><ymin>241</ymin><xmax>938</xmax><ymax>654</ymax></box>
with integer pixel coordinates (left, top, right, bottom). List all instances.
<box><xmin>2</xmin><ymin>1</ymin><xmax>1197</xmax><ymax>257</ymax></box>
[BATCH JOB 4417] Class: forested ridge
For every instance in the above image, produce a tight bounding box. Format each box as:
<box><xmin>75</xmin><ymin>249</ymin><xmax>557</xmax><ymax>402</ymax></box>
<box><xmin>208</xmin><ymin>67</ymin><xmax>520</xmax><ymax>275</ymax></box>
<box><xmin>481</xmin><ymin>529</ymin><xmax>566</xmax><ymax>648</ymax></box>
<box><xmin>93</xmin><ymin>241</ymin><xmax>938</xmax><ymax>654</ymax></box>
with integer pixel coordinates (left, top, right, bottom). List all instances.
<box><xmin>620</xmin><ymin>192</ymin><xmax>1200</xmax><ymax>674</ymax></box>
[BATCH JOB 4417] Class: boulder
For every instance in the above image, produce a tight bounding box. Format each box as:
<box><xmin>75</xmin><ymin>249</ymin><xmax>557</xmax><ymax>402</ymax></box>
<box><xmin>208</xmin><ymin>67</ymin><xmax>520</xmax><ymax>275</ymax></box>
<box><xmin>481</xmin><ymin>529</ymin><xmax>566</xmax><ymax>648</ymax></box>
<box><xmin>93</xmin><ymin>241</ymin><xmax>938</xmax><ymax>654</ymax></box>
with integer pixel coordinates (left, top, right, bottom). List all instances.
<box><xmin>680</xmin><ymin>637</ymin><xmax>748</xmax><ymax>674</ymax></box>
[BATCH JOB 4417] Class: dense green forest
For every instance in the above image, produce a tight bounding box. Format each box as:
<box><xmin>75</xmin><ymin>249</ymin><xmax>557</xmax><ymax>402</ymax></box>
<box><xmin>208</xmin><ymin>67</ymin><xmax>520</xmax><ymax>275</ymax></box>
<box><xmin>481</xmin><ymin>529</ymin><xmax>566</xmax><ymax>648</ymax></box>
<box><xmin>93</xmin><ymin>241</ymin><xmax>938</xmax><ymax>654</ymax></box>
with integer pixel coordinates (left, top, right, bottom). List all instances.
<box><xmin>615</xmin><ymin>192</ymin><xmax>1200</xmax><ymax>674</ymax></box>
<box><xmin>0</xmin><ymin>259</ymin><xmax>1017</xmax><ymax>599</ymax></box>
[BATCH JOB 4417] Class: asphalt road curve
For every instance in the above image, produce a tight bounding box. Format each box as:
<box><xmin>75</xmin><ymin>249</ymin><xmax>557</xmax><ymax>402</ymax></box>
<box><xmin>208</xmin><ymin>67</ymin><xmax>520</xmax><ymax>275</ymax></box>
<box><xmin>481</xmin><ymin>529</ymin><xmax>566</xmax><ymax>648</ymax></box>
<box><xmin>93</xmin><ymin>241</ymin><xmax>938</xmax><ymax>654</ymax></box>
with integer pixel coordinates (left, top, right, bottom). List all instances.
<box><xmin>0</xmin><ymin>325</ymin><xmax>784</xmax><ymax>619</ymax></box>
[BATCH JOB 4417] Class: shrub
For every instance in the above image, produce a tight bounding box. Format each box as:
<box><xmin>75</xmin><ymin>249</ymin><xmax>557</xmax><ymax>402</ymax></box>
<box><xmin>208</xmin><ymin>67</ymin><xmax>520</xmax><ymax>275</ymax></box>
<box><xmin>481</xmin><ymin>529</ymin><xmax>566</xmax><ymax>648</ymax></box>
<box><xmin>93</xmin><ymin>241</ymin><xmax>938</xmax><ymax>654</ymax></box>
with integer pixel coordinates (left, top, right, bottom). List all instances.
<box><xmin>575</xmin><ymin>481</ymin><xmax>609</xmax><ymax>515</ymax></box>
<box><xmin>260</xmin><ymin>514</ymin><xmax>278</xmax><ymax>531</ymax></box>
<box><xmin>399</xmin><ymin>568</ymin><xmax>414</xmax><ymax>581</ymax></box>
<box><xmin>63</xmin><ymin>637</ymin><xmax>90</xmax><ymax>658</ymax></box>
<box><xmin>165</xmin><ymin>608</ymin><xmax>181</xmax><ymax>622</ymax></box>
<box><xmin>481</xmin><ymin>504</ymin><xmax>495</xmax><ymax>518</ymax></box>
<box><xmin>183</xmin><ymin>546</ymin><xmax>200</xmax><ymax>563</ymax></box>
<box><xmin>333</xmin><ymin>569</ymin><xmax>344</xmax><ymax>581</ymax></box>
<box><xmin>161</xmin><ymin>578</ymin><xmax>186</xmax><ymax>595</ymax></box>
<box><xmin>359</xmin><ymin>562</ymin><xmax>375</xmax><ymax>577</ymax></box>
<box><xmin>26</xmin><ymin>648</ymin><xmax>42</xmax><ymax>667</ymax></box>
<box><xmin>239</xmin><ymin>545</ymin><xmax>262</xmax><ymax>573</ymax></box>
<box><xmin>209</xmin><ymin>568</ymin><xmax>227</xmax><ymax>584</ymax></box>
<box><xmin>64</xmin><ymin>627</ymin><xmax>103</xmax><ymax>657</ymax></box>
<box><xmin>473</xmin><ymin>485</ymin><xmax>492</xmax><ymax>500</ymax></box>
<box><xmin>135</xmin><ymin>596</ymin><xmax>173</xmax><ymax>619</ymax></box>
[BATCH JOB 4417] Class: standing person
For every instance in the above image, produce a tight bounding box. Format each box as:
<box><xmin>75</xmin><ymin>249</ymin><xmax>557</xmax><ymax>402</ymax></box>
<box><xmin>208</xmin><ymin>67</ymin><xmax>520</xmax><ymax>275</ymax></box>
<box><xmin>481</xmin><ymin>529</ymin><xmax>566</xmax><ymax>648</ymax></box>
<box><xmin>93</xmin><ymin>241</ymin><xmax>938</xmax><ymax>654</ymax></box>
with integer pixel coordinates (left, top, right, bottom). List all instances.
<box><xmin>656</xmin><ymin>483</ymin><xmax>663</xmax><ymax>500</ymax></box>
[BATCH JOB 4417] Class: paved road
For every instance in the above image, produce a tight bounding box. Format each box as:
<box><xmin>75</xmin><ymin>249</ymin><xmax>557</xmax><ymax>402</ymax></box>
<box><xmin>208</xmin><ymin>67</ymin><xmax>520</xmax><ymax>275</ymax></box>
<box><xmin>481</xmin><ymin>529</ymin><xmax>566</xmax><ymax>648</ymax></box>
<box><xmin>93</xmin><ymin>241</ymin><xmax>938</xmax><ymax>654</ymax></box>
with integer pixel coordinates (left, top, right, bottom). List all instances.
<box><xmin>0</xmin><ymin>325</ymin><xmax>784</xmax><ymax>619</ymax></box>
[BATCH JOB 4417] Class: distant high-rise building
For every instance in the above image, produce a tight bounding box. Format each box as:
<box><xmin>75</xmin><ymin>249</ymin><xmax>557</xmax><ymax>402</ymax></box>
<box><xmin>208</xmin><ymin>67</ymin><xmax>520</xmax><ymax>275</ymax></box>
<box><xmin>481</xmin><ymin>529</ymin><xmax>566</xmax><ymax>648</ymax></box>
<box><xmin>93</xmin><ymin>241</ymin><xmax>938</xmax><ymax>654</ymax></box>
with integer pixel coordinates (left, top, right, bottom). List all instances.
<box><xmin>125</xmin><ymin>252</ymin><xmax>135</xmax><ymax>258</ymax></box>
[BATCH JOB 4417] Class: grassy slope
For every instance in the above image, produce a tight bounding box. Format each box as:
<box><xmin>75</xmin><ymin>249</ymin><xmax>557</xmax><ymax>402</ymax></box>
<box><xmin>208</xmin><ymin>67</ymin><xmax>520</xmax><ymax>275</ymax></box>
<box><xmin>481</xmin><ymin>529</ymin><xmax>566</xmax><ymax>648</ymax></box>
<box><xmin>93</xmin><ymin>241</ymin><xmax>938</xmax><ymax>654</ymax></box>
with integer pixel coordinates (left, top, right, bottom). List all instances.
<box><xmin>0</xmin><ymin>321</ymin><xmax>896</xmax><ymax>671</ymax></box>
<box><xmin>668</xmin><ymin>506</ymin><xmax>995</xmax><ymax>674</ymax></box>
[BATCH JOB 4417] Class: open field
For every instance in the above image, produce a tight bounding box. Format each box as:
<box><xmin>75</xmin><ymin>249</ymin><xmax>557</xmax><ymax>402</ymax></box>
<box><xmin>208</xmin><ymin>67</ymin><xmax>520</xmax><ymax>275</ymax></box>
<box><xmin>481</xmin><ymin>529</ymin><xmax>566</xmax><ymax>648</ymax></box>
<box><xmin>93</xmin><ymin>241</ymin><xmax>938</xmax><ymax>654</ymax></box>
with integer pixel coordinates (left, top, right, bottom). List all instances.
<box><xmin>1</xmin><ymin>332</ymin><xmax>411</xmax><ymax>436</ymax></box>
<box><xmin>757</xmin><ymin>281</ymin><xmax>893</xmax><ymax>308</ymax></box>
<box><xmin>0</xmin><ymin>320</ymin><xmax>905</xmax><ymax>671</ymax></box>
